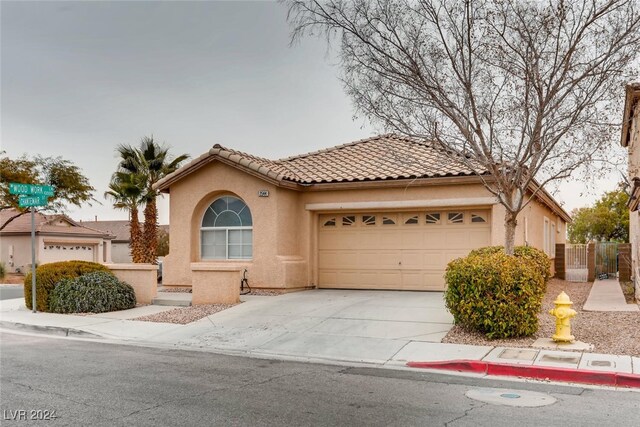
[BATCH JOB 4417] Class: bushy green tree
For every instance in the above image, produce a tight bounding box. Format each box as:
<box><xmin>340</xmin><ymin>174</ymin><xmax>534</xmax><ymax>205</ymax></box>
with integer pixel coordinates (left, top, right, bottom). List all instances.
<box><xmin>0</xmin><ymin>152</ymin><xmax>95</xmax><ymax>230</ymax></box>
<box><xmin>568</xmin><ymin>189</ymin><xmax>629</xmax><ymax>243</ymax></box>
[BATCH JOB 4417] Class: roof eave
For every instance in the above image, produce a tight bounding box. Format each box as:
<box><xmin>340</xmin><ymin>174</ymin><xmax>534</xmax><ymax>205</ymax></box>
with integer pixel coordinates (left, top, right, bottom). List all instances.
<box><xmin>154</xmin><ymin>147</ymin><xmax>304</xmax><ymax>193</ymax></box>
<box><xmin>620</xmin><ymin>83</ymin><xmax>640</xmax><ymax>148</ymax></box>
<box><xmin>527</xmin><ymin>180</ymin><xmax>572</xmax><ymax>223</ymax></box>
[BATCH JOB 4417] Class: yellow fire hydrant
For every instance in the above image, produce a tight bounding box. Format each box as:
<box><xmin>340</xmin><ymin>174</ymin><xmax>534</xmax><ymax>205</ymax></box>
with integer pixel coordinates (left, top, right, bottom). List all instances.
<box><xmin>549</xmin><ymin>291</ymin><xmax>577</xmax><ymax>342</ymax></box>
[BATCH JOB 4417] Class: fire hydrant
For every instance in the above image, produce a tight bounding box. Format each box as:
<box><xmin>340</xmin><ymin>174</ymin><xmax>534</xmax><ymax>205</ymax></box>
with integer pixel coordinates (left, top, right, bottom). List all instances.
<box><xmin>549</xmin><ymin>291</ymin><xmax>577</xmax><ymax>342</ymax></box>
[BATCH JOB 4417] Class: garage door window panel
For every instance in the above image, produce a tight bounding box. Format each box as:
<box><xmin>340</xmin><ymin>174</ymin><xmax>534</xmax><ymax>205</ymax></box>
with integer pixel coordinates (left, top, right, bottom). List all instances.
<box><xmin>426</xmin><ymin>213</ymin><xmax>441</xmax><ymax>224</ymax></box>
<box><xmin>404</xmin><ymin>214</ymin><xmax>419</xmax><ymax>225</ymax></box>
<box><xmin>382</xmin><ymin>215</ymin><xmax>397</xmax><ymax>225</ymax></box>
<box><xmin>471</xmin><ymin>213</ymin><xmax>487</xmax><ymax>223</ymax></box>
<box><xmin>323</xmin><ymin>217</ymin><xmax>336</xmax><ymax>227</ymax></box>
<box><xmin>362</xmin><ymin>215</ymin><xmax>376</xmax><ymax>226</ymax></box>
<box><xmin>448</xmin><ymin>212</ymin><xmax>464</xmax><ymax>224</ymax></box>
<box><xmin>342</xmin><ymin>216</ymin><xmax>356</xmax><ymax>226</ymax></box>
<box><xmin>201</xmin><ymin>196</ymin><xmax>252</xmax><ymax>260</ymax></box>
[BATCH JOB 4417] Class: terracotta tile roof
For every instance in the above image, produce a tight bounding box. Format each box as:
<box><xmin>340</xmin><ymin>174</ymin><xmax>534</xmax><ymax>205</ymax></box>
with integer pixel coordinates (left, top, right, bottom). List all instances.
<box><xmin>155</xmin><ymin>134</ymin><xmax>478</xmax><ymax>190</ymax></box>
<box><xmin>277</xmin><ymin>134</ymin><xmax>478</xmax><ymax>183</ymax></box>
<box><xmin>0</xmin><ymin>209</ymin><xmax>114</xmax><ymax>238</ymax></box>
<box><xmin>87</xmin><ymin>220</ymin><xmax>131</xmax><ymax>242</ymax></box>
<box><xmin>89</xmin><ymin>220</ymin><xmax>169</xmax><ymax>242</ymax></box>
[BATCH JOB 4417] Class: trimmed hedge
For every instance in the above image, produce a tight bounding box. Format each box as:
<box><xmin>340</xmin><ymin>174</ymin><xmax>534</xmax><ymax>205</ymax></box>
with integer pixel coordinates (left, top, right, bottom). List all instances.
<box><xmin>468</xmin><ymin>246</ymin><xmax>551</xmax><ymax>282</ymax></box>
<box><xmin>49</xmin><ymin>272</ymin><xmax>136</xmax><ymax>314</ymax></box>
<box><xmin>445</xmin><ymin>250</ymin><xmax>547</xmax><ymax>339</ymax></box>
<box><xmin>24</xmin><ymin>261</ymin><xmax>112</xmax><ymax>312</ymax></box>
<box><xmin>0</xmin><ymin>261</ymin><xmax>5</xmax><ymax>280</ymax></box>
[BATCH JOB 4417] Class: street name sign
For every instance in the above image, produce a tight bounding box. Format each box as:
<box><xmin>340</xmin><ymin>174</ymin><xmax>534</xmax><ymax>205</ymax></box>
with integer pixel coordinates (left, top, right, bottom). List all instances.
<box><xmin>9</xmin><ymin>183</ymin><xmax>54</xmax><ymax>196</ymax></box>
<box><xmin>18</xmin><ymin>195</ymin><xmax>49</xmax><ymax>208</ymax></box>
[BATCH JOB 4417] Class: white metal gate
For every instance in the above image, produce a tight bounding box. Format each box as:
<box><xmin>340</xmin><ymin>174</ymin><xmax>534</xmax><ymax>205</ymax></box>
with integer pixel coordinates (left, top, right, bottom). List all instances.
<box><xmin>565</xmin><ymin>244</ymin><xmax>588</xmax><ymax>282</ymax></box>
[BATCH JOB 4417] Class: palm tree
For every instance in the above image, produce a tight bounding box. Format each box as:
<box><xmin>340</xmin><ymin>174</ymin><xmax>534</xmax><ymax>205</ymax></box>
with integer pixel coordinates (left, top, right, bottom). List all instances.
<box><xmin>104</xmin><ymin>172</ymin><xmax>145</xmax><ymax>263</ymax></box>
<box><xmin>117</xmin><ymin>136</ymin><xmax>188</xmax><ymax>264</ymax></box>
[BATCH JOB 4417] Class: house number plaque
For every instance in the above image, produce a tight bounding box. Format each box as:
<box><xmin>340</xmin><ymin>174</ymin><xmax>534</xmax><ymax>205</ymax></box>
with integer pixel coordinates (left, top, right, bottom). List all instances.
<box><xmin>258</xmin><ymin>190</ymin><xmax>269</xmax><ymax>197</ymax></box>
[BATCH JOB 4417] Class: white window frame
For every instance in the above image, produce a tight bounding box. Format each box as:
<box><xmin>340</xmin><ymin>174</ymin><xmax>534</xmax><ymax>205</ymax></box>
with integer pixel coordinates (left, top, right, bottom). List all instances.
<box><xmin>200</xmin><ymin>196</ymin><xmax>253</xmax><ymax>260</ymax></box>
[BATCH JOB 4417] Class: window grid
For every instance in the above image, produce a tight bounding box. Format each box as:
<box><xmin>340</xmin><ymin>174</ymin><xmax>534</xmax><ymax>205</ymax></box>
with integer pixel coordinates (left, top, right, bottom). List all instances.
<box><xmin>201</xmin><ymin>196</ymin><xmax>252</xmax><ymax>260</ymax></box>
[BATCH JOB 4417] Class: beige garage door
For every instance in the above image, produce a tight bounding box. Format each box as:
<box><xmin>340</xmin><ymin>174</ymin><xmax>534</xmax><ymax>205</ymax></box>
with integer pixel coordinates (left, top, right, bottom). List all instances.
<box><xmin>318</xmin><ymin>210</ymin><xmax>491</xmax><ymax>291</ymax></box>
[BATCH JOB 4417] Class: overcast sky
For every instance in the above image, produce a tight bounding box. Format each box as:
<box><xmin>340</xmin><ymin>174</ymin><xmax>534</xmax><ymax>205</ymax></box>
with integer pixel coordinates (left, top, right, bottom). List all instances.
<box><xmin>1</xmin><ymin>0</ymin><xmax>624</xmax><ymax>224</ymax></box>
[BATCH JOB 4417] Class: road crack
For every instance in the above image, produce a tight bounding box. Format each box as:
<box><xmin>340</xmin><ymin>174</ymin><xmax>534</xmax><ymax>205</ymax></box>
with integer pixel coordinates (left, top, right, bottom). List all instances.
<box><xmin>443</xmin><ymin>402</ymin><xmax>488</xmax><ymax>426</ymax></box>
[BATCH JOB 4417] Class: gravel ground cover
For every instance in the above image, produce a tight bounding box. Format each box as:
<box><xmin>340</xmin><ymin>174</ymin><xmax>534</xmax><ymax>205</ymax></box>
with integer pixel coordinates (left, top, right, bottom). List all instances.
<box><xmin>247</xmin><ymin>289</ymin><xmax>283</xmax><ymax>296</ymax></box>
<box><xmin>157</xmin><ymin>287</ymin><xmax>192</xmax><ymax>293</ymax></box>
<box><xmin>443</xmin><ymin>279</ymin><xmax>640</xmax><ymax>357</ymax></box>
<box><xmin>133</xmin><ymin>303</ymin><xmax>238</xmax><ymax>324</ymax></box>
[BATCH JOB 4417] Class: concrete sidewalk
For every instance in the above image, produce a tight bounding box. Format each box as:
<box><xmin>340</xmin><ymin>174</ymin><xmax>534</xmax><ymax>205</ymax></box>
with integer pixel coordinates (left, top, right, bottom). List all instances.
<box><xmin>1</xmin><ymin>293</ymin><xmax>639</xmax><ymax>388</ymax></box>
<box><xmin>583</xmin><ymin>278</ymin><xmax>639</xmax><ymax>312</ymax></box>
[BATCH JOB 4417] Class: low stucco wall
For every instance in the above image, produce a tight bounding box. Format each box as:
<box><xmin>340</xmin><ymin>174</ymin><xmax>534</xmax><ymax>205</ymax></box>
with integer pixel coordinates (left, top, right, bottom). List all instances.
<box><xmin>106</xmin><ymin>263</ymin><xmax>158</xmax><ymax>304</ymax></box>
<box><xmin>191</xmin><ymin>263</ymin><xmax>241</xmax><ymax>305</ymax></box>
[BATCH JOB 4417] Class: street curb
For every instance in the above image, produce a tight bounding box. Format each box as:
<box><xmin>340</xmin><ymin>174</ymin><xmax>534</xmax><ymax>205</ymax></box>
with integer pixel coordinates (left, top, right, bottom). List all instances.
<box><xmin>406</xmin><ymin>360</ymin><xmax>640</xmax><ymax>388</ymax></box>
<box><xmin>0</xmin><ymin>321</ymin><xmax>102</xmax><ymax>339</ymax></box>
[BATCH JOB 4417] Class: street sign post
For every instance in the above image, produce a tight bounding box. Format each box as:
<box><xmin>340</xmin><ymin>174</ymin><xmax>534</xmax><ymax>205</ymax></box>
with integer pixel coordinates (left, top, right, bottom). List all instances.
<box><xmin>9</xmin><ymin>183</ymin><xmax>55</xmax><ymax>313</ymax></box>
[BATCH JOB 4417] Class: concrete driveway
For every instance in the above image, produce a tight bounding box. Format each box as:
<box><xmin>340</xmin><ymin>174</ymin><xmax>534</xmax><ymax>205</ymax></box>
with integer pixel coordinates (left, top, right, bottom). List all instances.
<box><xmin>172</xmin><ymin>289</ymin><xmax>454</xmax><ymax>364</ymax></box>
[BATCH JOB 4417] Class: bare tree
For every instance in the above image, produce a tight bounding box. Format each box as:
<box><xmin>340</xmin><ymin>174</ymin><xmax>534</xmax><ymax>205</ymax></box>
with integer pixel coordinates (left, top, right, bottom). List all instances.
<box><xmin>286</xmin><ymin>0</ymin><xmax>640</xmax><ymax>254</ymax></box>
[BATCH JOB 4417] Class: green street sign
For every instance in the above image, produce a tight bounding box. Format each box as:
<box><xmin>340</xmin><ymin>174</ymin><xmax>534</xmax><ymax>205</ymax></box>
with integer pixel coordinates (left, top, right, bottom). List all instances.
<box><xmin>18</xmin><ymin>195</ymin><xmax>49</xmax><ymax>208</ymax></box>
<box><xmin>9</xmin><ymin>183</ymin><xmax>55</xmax><ymax>196</ymax></box>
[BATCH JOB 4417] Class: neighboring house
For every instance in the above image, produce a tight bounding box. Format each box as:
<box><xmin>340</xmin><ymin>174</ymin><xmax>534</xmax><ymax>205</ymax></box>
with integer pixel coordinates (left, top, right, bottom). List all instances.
<box><xmin>88</xmin><ymin>220</ymin><xmax>132</xmax><ymax>263</ymax></box>
<box><xmin>0</xmin><ymin>209</ymin><xmax>115</xmax><ymax>273</ymax></box>
<box><xmin>155</xmin><ymin>134</ymin><xmax>569</xmax><ymax>291</ymax></box>
<box><xmin>88</xmin><ymin>220</ymin><xmax>170</xmax><ymax>263</ymax></box>
<box><xmin>620</xmin><ymin>82</ymin><xmax>640</xmax><ymax>296</ymax></box>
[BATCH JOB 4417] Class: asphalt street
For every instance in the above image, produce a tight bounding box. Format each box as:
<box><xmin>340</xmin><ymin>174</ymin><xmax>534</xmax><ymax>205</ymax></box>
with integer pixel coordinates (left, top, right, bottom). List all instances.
<box><xmin>1</xmin><ymin>331</ymin><xmax>638</xmax><ymax>427</ymax></box>
<box><xmin>0</xmin><ymin>286</ymin><xmax>23</xmax><ymax>301</ymax></box>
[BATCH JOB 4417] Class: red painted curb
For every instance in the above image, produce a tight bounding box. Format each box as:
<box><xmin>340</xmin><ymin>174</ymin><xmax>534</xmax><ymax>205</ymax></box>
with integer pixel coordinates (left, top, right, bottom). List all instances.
<box><xmin>407</xmin><ymin>360</ymin><xmax>640</xmax><ymax>388</ymax></box>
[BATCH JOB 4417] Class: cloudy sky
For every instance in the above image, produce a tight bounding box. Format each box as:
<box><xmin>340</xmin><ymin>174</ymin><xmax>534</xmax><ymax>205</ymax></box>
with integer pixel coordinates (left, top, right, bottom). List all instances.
<box><xmin>1</xmin><ymin>1</ymin><xmax>624</xmax><ymax>224</ymax></box>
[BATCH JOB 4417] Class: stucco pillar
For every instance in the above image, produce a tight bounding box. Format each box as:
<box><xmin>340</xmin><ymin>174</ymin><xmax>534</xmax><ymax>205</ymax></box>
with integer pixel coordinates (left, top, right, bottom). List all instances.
<box><xmin>554</xmin><ymin>243</ymin><xmax>565</xmax><ymax>280</ymax></box>
<box><xmin>587</xmin><ymin>243</ymin><xmax>596</xmax><ymax>282</ymax></box>
<box><xmin>104</xmin><ymin>240</ymin><xmax>113</xmax><ymax>263</ymax></box>
<box><xmin>618</xmin><ymin>243</ymin><xmax>631</xmax><ymax>282</ymax></box>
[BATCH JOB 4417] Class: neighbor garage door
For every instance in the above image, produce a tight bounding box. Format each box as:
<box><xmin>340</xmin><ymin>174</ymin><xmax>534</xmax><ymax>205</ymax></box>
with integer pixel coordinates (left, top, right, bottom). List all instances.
<box><xmin>318</xmin><ymin>210</ymin><xmax>491</xmax><ymax>291</ymax></box>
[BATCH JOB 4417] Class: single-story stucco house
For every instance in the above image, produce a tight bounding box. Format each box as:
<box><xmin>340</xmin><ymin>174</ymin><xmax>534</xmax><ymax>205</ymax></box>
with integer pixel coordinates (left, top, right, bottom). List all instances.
<box><xmin>620</xmin><ymin>82</ymin><xmax>640</xmax><ymax>298</ymax></box>
<box><xmin>0</xmin><ymin>209</ymin><xmax>115</xmax><ymax>273</ymax></box>
<box><xmin>155</xmin><ymin>134</ymin><xmax>569</xmax><ymax>292</ymax></box>
<box><xmin>85</xmin><ymin>220</ymin><xmax>131</xmax><ymax>263</ymax></box>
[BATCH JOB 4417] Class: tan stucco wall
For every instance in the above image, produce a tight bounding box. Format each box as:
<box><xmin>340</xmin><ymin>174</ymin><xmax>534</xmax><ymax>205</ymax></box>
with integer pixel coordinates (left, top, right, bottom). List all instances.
<box><xmin>106</xmin><ymin>263</ymin><xmax>158</xmax><ymax>304</ymax></box>
<box><xmin>0</xmin><ymin>235</ymin><xmax>33</xmax><ymax>273</ymax></box>
<box><xmin>627</xmin><ymin>101</ymin><xmax>640</xmax><ymax>293</ymax></box>
<box><xmin>111</xmin><ymin>242</ymin><xmax>131</xmax><ymax>263</ymax></box>
<box><xmin>163</xmin><ymin>160</ymin><xmax>567</xmax><ymax>289</ymax></box>
<box><xmin>163</xmin><ymin>161</ymin><xmax>292</xmax><ymax>289</ymax></box>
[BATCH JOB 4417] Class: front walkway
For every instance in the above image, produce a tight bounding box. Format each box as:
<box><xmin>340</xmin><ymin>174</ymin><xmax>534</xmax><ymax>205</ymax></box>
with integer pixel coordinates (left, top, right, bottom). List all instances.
<box><xmin>583</xmin><ymin>278</ymin><xmax>639</xmax><ymax>312</ymax></box>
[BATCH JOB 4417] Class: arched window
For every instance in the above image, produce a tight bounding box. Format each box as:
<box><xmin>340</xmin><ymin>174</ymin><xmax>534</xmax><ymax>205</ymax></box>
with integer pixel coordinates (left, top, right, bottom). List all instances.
<box><xmin>201</xmin><ymin>196</ymin><xmax>252</xmax><ymax>259</ymax></box>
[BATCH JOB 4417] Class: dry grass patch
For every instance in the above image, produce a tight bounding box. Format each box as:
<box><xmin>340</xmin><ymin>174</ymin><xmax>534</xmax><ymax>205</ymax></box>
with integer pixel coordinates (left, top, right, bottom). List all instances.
<box><xmin>1</xmin><ymin>273</ymin><xmax>26</xmax><ymax>285</ymax></box>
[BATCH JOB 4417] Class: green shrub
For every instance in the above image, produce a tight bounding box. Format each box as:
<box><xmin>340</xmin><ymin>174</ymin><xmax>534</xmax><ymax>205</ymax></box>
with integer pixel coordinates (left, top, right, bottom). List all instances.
<box><xmin>49</xmin><ymin>272</ymin><xmax>136</xmax><ymax>314</ymax></box>
<box><xmin>24</xmin><ymin>261</ymin><xmax>113</xmax><ymax>312</ymax></box>
<box><xmin>469</xmin><ymin>246</ymin><xmax>551</xmax><ymax>282</ymax></box>
<box><xmin>0</xmin><ymin>262</ymin><xmax>5</xmax><ymax>280</ymax></box>
<box><xmin>445</xmin><ymin>251</ymin><xmax>546</xmax><ymax>339</ymax></box>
